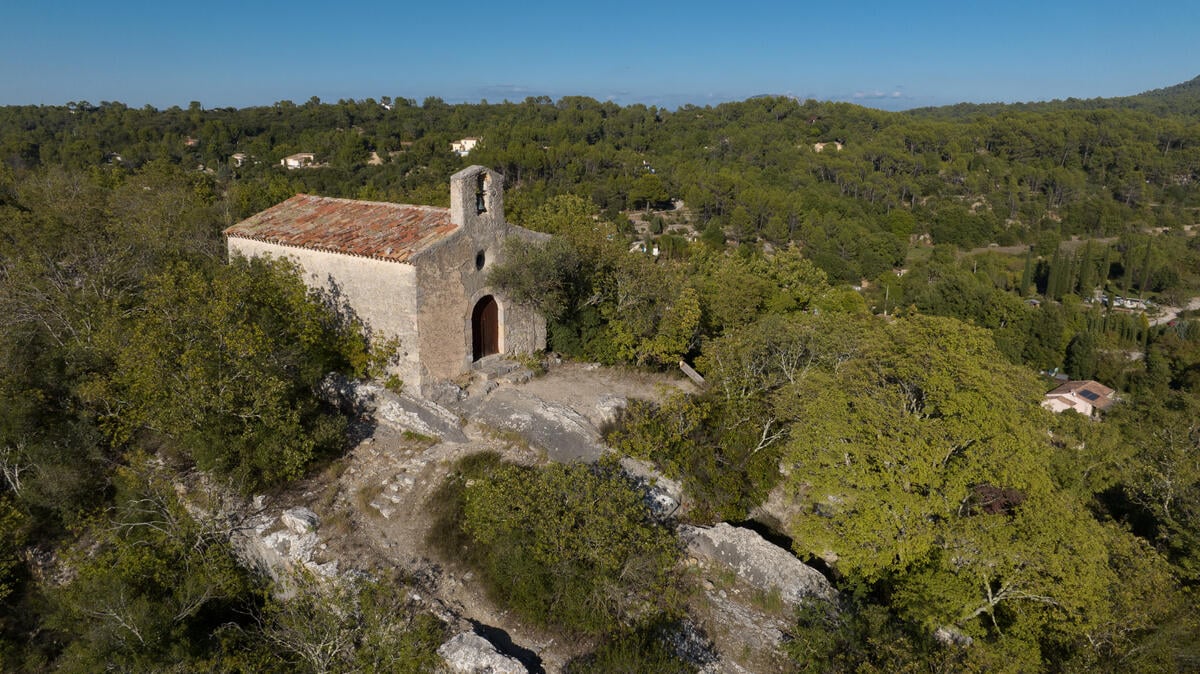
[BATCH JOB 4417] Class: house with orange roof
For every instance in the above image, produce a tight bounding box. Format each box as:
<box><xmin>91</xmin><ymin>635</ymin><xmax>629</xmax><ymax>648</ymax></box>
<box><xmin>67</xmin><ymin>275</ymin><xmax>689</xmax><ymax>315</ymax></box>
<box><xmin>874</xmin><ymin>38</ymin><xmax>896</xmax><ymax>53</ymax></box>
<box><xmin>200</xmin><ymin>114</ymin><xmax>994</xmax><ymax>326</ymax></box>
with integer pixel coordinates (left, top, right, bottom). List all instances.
<box><xmin>224</xmin><ymin>166</ymin><xmax>546</xmax><ymax>395</ymax></box>
<box><xmin>1041</xmin><ymin>379</ymin><xmax>1117</xmax><ymax>417</ymax></box>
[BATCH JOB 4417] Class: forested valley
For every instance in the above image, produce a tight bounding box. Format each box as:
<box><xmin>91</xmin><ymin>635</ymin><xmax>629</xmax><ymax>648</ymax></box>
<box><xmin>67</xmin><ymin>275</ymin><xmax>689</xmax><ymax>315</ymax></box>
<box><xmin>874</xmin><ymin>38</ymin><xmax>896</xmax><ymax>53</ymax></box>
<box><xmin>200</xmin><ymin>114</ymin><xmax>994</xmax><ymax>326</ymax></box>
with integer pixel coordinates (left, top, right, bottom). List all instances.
<box><xmin>2</xmin><ymin>78</ymin><xmax>1200</xmax><ymax>671</ymax></box>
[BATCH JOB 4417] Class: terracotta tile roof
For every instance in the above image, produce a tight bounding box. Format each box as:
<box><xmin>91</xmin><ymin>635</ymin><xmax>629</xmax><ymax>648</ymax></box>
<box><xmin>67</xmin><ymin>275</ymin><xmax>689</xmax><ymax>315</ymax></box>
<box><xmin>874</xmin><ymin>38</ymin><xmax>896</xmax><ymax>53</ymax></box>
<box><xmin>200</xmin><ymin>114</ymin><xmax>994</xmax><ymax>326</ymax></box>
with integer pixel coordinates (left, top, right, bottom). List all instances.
<box><xmin>224</xmin><ymin>194</ymin><xmax>458</xmax><ymax>263</ymax></box>
<box><xmin>1045</xmin><ymin>379</ymin><xmax>1117</xmax><ymax>410</ymax></box>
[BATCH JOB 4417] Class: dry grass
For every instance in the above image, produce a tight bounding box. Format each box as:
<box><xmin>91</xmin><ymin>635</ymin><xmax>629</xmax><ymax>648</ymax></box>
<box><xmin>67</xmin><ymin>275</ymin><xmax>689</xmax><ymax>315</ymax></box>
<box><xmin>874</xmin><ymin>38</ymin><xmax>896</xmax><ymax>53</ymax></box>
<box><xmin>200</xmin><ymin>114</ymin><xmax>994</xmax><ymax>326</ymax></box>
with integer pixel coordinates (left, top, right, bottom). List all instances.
<box><xmin>355</xmin><ymin>483</ymin><xmax>385</xmax><ymax>517</ymax></box>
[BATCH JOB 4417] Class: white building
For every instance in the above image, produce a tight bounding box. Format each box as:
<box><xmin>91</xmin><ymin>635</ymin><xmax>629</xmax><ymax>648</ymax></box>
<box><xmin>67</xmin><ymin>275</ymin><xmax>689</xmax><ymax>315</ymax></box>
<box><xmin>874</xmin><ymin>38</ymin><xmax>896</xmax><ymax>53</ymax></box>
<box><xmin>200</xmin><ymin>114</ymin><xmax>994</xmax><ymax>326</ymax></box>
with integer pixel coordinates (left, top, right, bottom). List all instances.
<box><xmin>225</xmin><ymin>166</ymin><xmax>546</xmax><ymax>396</ymax></box>
<box><xmin>281</xmin><ymin>152</ymin><xmax>316</xmax><ymax>169</ymax></box>
<box><xmin>451</xmin><ymin>138</ymin><xmax>481</xmax><ymax>156</ymax></box>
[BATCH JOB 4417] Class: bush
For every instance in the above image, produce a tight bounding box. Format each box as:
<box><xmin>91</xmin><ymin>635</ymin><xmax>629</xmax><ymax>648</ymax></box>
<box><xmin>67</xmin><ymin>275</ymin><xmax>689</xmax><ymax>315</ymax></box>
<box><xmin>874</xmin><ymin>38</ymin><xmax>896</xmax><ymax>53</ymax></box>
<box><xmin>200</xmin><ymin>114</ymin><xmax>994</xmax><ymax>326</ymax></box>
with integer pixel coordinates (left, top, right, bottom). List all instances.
<box><xmin>608</xmin><ymin>393</ymin><xmax>783</xmax><ymax>522</ymax></box>
<box><xmin>436</xmin><ymin>455</ymin><xmax>681</xmax><ymax>635</ymax></box>
<box><xmin>566</xmin><ymin>625</ymin><xmax>696</xmax><ymax>673</ymax></box>
<box><xmin>257</xmin><ymin>571</ymin><xmax>445</xmax><ymax>674</ymax></box>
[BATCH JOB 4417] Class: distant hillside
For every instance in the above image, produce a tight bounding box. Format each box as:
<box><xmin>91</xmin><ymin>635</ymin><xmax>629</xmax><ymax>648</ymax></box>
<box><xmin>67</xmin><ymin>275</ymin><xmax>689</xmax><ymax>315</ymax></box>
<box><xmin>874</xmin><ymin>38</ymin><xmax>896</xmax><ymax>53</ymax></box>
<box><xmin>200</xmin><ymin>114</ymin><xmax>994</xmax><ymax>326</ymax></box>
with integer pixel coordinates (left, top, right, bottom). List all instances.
<box><xmin>1138</xmin><ymin>75</ymin><xmax>1200</xmax><ymax>103</ymax></box>
<box><xmin>907</xmin><ymin>75</ymin><xmax>1200</xmax><ymax>118</ymax></box>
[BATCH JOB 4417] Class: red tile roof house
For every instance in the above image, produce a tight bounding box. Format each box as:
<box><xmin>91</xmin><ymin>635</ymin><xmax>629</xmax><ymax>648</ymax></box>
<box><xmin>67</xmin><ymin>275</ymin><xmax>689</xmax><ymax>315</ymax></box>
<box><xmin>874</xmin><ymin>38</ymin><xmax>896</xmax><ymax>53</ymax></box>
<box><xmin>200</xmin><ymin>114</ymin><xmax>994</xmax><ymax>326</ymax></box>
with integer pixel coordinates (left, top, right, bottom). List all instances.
<box><xmin>1040</xmin><ymin>379</ymin><xmax>1118</xmax><ymax>417</ymax></box>
<box><xmin>224</xmin><ymin>166</ymin><xmax>547</xmax><ymax>396</ymax></box>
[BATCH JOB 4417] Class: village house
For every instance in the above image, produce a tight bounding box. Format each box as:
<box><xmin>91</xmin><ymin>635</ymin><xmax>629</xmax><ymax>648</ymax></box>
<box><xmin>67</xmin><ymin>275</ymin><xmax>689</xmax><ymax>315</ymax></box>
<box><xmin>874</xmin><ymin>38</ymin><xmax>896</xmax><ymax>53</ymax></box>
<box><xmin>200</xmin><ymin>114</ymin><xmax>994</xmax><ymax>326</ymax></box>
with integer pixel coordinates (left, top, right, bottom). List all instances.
<box><xmin>280</xmin><ymin>152</ymin><xmax>316</xmax><ymax>169</ymax></box>
<box><xmin>1041</xmin><ymin>379</ymin><xmax>1117</xmax><ymax>417</ymax></box>
<box><xmin>224</xmin><ymin>166</ymin><xmax>546</xmax><ymax>395</ymax></box>
<box><xmin>451</xmin><ymin>137</ymin><xmax>480</xmax><ymax>156</ymax></box>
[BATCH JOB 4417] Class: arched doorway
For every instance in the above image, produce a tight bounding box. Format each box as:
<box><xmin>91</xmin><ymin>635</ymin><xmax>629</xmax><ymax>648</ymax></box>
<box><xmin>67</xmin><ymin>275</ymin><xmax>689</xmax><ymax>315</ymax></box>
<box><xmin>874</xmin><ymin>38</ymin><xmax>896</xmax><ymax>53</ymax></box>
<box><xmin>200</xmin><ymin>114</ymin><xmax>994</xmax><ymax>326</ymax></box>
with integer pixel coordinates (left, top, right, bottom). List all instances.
<box><xmin>472</xmin><ymin>295</ymin><xmax>499</xmax><ymax>361</ymax></box>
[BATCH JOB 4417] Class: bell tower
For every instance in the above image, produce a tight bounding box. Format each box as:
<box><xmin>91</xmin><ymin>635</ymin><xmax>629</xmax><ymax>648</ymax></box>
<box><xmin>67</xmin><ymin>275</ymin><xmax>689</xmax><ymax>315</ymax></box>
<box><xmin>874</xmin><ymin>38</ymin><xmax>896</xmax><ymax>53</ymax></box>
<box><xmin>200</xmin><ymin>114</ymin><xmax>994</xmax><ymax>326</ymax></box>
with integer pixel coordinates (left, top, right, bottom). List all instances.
<box><xmin>450</xmin><ymin>165</ymin><xmax>504</xmax><ymax>230</ymax></box>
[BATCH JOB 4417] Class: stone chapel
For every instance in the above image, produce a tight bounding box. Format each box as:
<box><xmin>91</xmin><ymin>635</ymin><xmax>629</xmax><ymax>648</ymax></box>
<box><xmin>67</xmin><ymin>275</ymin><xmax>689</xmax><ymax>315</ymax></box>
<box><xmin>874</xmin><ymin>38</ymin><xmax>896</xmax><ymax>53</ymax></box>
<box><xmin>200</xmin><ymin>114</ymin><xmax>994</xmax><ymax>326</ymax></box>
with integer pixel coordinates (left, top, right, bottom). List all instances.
<box><xmin>224</xmin><ymin>165</ymin><xmax>546</xmax><ymax>395</ymax></box>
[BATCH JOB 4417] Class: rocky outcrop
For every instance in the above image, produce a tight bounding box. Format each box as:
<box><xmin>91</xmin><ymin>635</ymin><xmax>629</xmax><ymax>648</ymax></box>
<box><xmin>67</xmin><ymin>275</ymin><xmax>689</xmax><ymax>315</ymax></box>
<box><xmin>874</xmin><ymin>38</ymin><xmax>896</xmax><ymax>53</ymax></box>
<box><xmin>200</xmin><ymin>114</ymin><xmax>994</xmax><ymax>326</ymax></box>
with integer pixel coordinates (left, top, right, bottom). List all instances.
<box><xmin>280</xmin><ymin>506</ymin><xmax>319</xmax><ymax>534</ymax></box>
<box><xmin>621</xmin><ymin>456</ymin><xmax>683</xmax><ymax>519</ymax></box>
<box><xmin>374</xmin><ymin>388</ymin><xmax>468</xmax><ymax>443</ymax></box>
<box><xmin>695</xmin><ymin>586</ymin><xmax>789</xmax><ymax>672</ymax></box>
<box><xmin>593</xmin><ymin>393</ymin><xmax>627</xmax><ymax>430</ymax></box>
<box><xmin>455</xmin><ymin>388</ymin><xmax>606</xmax><ymax>462</ymax></box>
<box><xmin>321</xmin><ymin>373</ymin><xmax>467</xmax><ymax>442</ymax></box>
<box><xmin>233</xmin><ymin>504</ymin><xmax>337</xmax><ymax>585</ymax></box>
<box><xmin>681</xmin><ymin>523</ymin><xmax>836</xmax><ymax>606</ymax></box>
<box><xmin>437</xmin><ymin>632</ymin><xmax>527</xmax><ymax>674</ymax></box>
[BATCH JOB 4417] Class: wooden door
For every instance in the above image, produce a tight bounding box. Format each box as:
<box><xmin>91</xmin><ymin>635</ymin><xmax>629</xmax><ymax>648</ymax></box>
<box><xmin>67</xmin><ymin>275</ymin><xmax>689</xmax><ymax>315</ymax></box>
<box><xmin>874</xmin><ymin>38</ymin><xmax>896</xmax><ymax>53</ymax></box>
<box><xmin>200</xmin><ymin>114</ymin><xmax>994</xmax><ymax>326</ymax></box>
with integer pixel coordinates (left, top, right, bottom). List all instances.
<box><xmin>472</xmin><ymin>295</ymin><xmax>499</xmax><ymax>361</ymax></box>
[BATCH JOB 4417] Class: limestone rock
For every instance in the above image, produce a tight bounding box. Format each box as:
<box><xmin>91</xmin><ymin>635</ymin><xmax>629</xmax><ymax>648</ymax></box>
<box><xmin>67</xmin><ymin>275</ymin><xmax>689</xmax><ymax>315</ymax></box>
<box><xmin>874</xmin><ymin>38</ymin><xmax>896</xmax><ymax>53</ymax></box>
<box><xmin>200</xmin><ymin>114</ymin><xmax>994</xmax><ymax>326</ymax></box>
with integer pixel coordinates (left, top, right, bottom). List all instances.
<box><xmin>437</xmin><ymin>632</ymin><xmax>526</xmax><ymax>674</ymax></box>
<box><xmin>319</xmin><ymin>373</ymin><xmax>467</xmax><ymax>442</ymax></box>
<box><xmin>281</xmin><ymin>506</ymin><xmax>320</xmax><ymax>534</ymax></box>
<box><xmin>681</xmin><ymin>523</ymin><xmax>836</xmax><ymax>605</ymax></box>
<box><xmin>663</xmin><ymin>620</ymin><xmax>718</xmax><ymax>669</ymax></box>
<box><xmin>232</xmin><ymin>507</ymin><xmax>338</xmax><ymax>585</ymax></box>
<box><xmin>696</xmin><ymin>584</ymin><xmax>790</xmax><ymax>672</ymax></box>
<box><xmin>594</xmin><ymin>393</ymin><xmax>627</xmax><ymax>429</ymax></box>
<box><xmin>370</xmin><ymin>384</ymin><xmax>468</xmax><ymax>443</ymax></box>
<box><xmin>455</xmin><ymin>388</ymin><xmax>605</xmax><ymax>462</ymax></box>
<box><xmin>620</xmin><ymin>456</ymin><xmax>683</xmax><ymax>519</ymax></box>
<box><xmin>318</xmin><ymin>372</ymin><xmax>373</xmax><ymax>415</ymax></box>
<box><xmin>427</xmin><ymin>380</ymin><xmax>468</xmax><ymax>406</ymax></box>
<box><xmin>934</xmin><ymin>625</ymin><xmax>974</xmax><ymax>647</ymax></box>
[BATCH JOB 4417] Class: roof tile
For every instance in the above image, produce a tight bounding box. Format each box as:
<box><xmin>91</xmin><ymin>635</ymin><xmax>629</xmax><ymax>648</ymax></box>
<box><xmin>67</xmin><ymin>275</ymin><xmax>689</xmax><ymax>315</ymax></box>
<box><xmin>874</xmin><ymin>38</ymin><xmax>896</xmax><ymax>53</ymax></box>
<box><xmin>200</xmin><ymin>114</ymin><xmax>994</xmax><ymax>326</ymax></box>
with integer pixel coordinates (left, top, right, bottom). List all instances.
<box><xmin>224</xmin><ymin>194</ymin><xmax>457</xmax><ymax>263</ymax></box>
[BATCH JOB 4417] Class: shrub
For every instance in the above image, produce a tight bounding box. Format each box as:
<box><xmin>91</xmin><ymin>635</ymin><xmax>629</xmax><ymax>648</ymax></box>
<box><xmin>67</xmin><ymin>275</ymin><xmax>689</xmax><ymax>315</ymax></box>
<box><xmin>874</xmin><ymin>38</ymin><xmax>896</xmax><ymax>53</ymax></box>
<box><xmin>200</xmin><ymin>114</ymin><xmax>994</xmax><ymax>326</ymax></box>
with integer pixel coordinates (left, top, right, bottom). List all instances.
<box><xmin>566</xmin><ymin>625</ymin><xmax>696</xmax><ymax>673</ymax></box>
<box><xmin>438</xmin><ymin>455</ymin><xmax>681</xmax><ymax>635</ymax></box>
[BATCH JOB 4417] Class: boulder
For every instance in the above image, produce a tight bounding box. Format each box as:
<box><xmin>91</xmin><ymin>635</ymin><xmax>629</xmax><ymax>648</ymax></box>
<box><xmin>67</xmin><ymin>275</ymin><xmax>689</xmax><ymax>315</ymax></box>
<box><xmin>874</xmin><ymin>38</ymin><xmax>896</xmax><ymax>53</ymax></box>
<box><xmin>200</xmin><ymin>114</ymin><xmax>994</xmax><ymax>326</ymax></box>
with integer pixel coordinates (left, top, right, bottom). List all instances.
<box><xmin>280</xmin><ymin>506</ymin><xmax>320</xmax><ymax>534</ymax></box>
<box><xmin>594</xmin><ymin>393</ymin><xmax>627</xmax><ymax>429</ymax></box>
<box><xmin>681</xmin><ymin>523</ymin><xmax>836</xmax><ymax>605</ymax></box>
<box><xmin>934</xmin><ymin>625</ymin><xmax>974</xmax><ymax>647</ymax></box>
<box><xmin>427</xmin><ymin>380</ymin><xmax>468</xmax><ymax>406</ymax></box>
<box><xmin>318</xmin><ymin>372</ymin><xmax>373</xmax><ymax>415</ymax></box>
<box><xmin>437</xmin><ymin>632</ymin><xmax>526</xmax><ymax>674</ymax></box>
<box><xmin>234</xmin><ymin>513</ymin><xmax>334</xmax><ymax>585</ymax></box>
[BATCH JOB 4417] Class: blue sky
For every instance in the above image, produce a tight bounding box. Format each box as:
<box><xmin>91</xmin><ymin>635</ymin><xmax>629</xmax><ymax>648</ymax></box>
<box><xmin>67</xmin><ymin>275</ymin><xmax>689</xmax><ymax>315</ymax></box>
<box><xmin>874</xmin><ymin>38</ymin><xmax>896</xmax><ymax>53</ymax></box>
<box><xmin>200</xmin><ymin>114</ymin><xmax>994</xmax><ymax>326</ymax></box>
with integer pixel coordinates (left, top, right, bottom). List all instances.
<box><xmin>1</xmin><ymin>1</ymin><xmax>1197</xmax><ymax>110</ymax></box>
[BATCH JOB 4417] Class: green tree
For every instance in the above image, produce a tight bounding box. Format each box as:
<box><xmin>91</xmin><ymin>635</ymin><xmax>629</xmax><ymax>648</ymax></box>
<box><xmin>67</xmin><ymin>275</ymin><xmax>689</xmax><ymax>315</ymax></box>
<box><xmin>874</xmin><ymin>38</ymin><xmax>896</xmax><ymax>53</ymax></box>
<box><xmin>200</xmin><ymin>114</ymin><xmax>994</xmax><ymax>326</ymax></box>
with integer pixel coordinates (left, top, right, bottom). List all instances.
<box><xmin>50</xmin><ymin>457</ymin><xmax>261</xmax><ymax>670</ymax></box>
<box><xmin>443</xmin><ymin>456</ymin><xmax>680</xmax><ymax>635</ymax></box>
<box><xmin>779</xmin><ymin>315</ymin><xmax>1177</xmax><ymax>665</ymax></box>
<box><xmin>1119</xmin><ymin>393</ymin><xmax>1200</xmax><ymax>583</ymax></box>
<box><xmin>612</xmin><ymin>313</ymin><xmax>867</xmax><ymax>520</ymax></box>
<box><xmin>1064</xmin><ymin>330</ymin><xmax>1098</xmax><ymax>379</ymax></box>
<box><xmin>0</xmin><ymin>496</ymin><xmax>25</xmax><ymax>606</ymax></box>
<box><xmin>629</xmin><ymin>172</ymin><xmax>669</xmax><ymax>210</ymax></box>
<box><xmin>638</xmin><ymin>286</ymin><xmax>701</xmax><ymax>366</ymax></box>
<box><xmin>92</xmin><ymin>256</ymin><xmax>371</xmax><ymax>488</ymax></box>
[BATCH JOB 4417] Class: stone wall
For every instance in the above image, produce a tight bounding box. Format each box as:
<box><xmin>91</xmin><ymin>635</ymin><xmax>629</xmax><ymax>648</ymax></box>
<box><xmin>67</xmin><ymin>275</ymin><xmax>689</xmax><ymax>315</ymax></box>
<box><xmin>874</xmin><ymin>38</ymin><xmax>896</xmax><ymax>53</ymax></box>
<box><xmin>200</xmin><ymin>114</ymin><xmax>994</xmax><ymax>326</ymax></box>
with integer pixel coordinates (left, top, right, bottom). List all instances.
<box><xmin>226</xmin><ymin>238</ymin><xmax>424</xmax><ymax>389</ymax></box>
<box><xmin>413</xmin><ymin>211</ymin><xmax>545</xmax><ymax>386</ymax></box>
<box><xmin>449</xmin><ymin>165</ymin><xmax>504</xmax><ymax>230</ymax></box>
<box><xmin>412</xmin><ymin>165</ymin><xmax>545</xmax><ymax>387</ymax></box>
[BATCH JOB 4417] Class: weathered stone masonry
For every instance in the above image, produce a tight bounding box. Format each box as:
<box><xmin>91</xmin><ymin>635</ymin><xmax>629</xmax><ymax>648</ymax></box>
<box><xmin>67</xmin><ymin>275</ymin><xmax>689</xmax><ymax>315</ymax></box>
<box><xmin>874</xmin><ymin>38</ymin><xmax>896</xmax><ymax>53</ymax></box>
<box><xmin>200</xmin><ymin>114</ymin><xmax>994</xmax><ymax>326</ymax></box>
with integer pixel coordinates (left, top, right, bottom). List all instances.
<box><xmin>225</xmin><ymin>166</ymin><xmax>546</xmax><ymax>395</ymax></box>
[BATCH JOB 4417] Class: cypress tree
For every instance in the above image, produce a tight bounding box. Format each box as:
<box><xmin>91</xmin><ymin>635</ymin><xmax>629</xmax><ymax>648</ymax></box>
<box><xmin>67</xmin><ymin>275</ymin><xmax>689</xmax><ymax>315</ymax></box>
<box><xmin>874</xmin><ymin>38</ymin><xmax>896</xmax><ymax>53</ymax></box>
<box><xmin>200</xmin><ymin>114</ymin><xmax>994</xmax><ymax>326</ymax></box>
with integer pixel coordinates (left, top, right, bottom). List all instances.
<box><xmin>1077</xmin><ymin>241</ymin><xmax>1095</xmax><ymax>297</ymax></box>
<box><xmin>1020</xmin><ymin>247</ymin><xmax>1034</xmax><ymax>296</ymax></box>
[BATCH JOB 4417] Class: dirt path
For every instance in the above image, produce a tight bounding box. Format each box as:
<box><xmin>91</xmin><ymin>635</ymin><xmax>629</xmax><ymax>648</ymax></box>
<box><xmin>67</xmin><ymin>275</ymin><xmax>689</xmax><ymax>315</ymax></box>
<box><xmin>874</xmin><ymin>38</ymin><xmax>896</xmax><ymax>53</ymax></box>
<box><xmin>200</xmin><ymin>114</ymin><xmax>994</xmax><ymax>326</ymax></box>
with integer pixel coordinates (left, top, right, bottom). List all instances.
<box><xmin>1151</xmin><ymin>296</ymin><xmax>1200</xmax><ymax>326</ymax></box>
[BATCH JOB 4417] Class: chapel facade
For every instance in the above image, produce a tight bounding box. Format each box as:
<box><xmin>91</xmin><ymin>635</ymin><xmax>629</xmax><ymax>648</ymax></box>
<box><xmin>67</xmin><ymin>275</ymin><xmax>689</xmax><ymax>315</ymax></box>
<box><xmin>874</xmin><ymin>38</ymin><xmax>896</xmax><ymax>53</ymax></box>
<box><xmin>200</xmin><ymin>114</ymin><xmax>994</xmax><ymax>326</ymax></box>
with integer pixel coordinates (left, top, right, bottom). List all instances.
<box><xmin>224</xmin><ymin>166</ymin><xmax>546</xmax><ymax>395</ymax></box>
